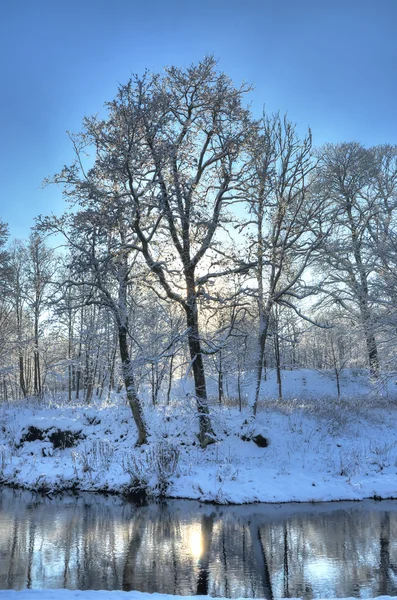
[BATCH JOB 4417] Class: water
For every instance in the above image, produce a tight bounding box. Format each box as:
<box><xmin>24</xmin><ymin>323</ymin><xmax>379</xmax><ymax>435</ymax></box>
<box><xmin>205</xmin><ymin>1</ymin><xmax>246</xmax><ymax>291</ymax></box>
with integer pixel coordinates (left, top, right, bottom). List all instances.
<box><xmin>1</xmin><ymin>486</ymin><xmax>397</xmax><ymax>598</ymax></box>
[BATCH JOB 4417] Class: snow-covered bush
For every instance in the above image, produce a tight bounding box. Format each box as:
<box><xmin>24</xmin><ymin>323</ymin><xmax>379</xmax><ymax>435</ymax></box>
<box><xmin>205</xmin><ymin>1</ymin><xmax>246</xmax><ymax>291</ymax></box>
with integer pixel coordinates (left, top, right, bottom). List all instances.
<box><xmin>123</xmin><ymin>440</ymin><xmax>180</xmax><ymax>497</ymax></box>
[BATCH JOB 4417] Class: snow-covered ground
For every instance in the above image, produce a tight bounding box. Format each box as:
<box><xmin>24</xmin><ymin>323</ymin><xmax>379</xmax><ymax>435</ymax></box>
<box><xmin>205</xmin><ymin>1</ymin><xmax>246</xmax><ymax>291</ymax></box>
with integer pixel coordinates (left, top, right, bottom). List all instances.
<box><xmin>1</xmin><ymin>369</ymin><xmax>397</xmax><ymax>504</ymax></box>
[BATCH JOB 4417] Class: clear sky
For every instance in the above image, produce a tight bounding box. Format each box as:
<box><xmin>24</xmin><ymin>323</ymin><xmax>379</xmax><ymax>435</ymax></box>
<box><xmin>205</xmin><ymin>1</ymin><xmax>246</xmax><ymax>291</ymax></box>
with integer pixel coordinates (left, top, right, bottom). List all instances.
<box><xmin>0</xmin><ymin>0</ymin><xmax>396</xmax><ymax>239</ymax></box>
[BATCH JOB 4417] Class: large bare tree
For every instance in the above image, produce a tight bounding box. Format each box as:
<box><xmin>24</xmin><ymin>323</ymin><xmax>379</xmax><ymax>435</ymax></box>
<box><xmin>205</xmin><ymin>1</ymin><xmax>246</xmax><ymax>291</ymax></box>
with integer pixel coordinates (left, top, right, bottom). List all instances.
<box><xmin>49</xmin><ymin>57</ymin><xmax>253</xmax><ymax>447</ymax></box>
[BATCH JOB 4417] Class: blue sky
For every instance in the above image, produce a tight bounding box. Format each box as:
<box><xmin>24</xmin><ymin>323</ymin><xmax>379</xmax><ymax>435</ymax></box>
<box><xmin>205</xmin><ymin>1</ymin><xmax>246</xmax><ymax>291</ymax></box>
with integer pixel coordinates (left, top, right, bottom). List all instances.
<box><xmin>0</xmin><ymin>0</ymin><xmax>396</xmax><ymax>239</ymax></box>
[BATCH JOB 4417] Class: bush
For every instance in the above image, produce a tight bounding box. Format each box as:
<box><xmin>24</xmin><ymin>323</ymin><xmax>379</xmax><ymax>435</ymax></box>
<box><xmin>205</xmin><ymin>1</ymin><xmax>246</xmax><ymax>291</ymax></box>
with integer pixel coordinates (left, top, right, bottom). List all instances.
<box><xmin>123</xmin><ymin>440</ymin><xmax>180</xmax><ymax>497</ymax></box>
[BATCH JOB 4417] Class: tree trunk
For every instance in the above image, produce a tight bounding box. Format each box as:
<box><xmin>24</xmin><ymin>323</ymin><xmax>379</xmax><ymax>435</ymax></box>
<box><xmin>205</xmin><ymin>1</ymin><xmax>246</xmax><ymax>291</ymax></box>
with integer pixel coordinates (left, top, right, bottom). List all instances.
<box><xmin>166</xmin><ymin>354</ymin><xmax>174</xmax><ymax>405</ymax></box>
<box><xmin>33</xmin><ymin>308</ymin><xmax>41</xmax><ymax>397</ymax></box>
<box><xmin>118</xmin><ymin>326</ymin><xmax>147</xmax><ymax>445</ymax></box>
<box><xmin>253</xmin><ymin>313</ymin><xmax>269</xmax><ymax>416</ymax></box>
<box><xmin>364</xmin><ymin>327</ymin><xmax>380</xmax><ymax>378</ymax></box>
<box><xmin>75</xmin><ymin>307</ymin><xmax>83</xmax><ymax>400</ymax></box>
<box><xmin>274</xmin><ymin>332</ymin><xmax>282</xmax><ymax>400</ymax></box>
<box><xmin>68</xmin><ymin>311</ymin><xmax>73</xmax><ymax>403</ymax></box>
<box><xmin>184</xmin><ymin>286</ymin><xmax>215</xmax><ymax>448</ymax></box>
<box><xmin>19</xmin><ymin>354</ymin><xmax>27</xmax><ymax>398</ymax></box>
<box><xmin>151</xmin><ymin>363</ymin><xmax>156</xmax><ymax>406</ymax></box>
<box><xmin>107</xmin><ymin>341</ymin><xmax>117</xmax><ymax>400</ymax></box>
<box><xmin>358</xmin><ymin>294</ymin><xmax>379</xmax><ymax>377</ymax></box>
<box><xmin>335</xmin><ymin>368</ymin><xmax>341</xmax><ymax>398</ymax></box>
<box><xmin>347</xmin><ymin>203</ymin><xmax>380</xmax><ymax>377</ymax></box>
<box><xmin>237</xmin><ymin>356</ymin><xmax>242</xmax><ymax>412</ymax></box>
<box><xmin>218</xmin><ymin>351</ymin><xmax>223</xmax><ymax>405</ymax></box>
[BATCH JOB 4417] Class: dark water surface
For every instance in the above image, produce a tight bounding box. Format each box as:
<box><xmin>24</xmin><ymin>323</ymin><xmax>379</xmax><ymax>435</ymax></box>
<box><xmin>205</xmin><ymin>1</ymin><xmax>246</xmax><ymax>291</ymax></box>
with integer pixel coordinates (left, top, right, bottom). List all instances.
<box><xmin>1</xmin><ymin>487</ymin><xmax>397</xmax><ymax>598</ymax></box>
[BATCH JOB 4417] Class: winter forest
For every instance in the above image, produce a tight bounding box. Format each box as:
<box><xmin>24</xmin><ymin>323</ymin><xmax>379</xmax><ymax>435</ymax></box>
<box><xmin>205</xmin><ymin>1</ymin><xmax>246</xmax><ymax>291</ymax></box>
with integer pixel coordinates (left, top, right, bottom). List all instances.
<box><xmin>1</xmin><ymin>0</ymin><xmax>397</xmax><ymax>591</ymax></box>
<box><xmin>1</xmin><ymin>57</ymin><xmax>397</xmax><ymax>505</ymax></box>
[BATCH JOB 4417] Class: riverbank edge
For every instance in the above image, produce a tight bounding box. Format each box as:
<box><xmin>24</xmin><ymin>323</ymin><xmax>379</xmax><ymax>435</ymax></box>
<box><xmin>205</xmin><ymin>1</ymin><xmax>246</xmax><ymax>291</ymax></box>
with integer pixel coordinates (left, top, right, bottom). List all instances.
<box><xmin>1</xmin><ymin>479</ymin><xmax>397</xmax><ymax>506</ymax></box>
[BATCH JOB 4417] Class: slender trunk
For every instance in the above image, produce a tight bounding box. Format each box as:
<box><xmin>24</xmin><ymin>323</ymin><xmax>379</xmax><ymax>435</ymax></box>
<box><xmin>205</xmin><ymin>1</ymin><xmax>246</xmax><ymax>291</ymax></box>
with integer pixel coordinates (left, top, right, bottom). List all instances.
<box><xmin>253</xmin><ymin>313</ymin><xmax>269</xmax><ymax>416</ymax></box>
<box><xmin>33</xmin><ymin>308</ymin><xmax>41</xmax><ymax>397</ymax></box>
<box><xmin>91</xmin><ymin>343</ymin><xmax>100</xmax><ymax>398</ymax></box>
<box><xmin>274</xmin><ymin>332</ymin><xmax>282</xmax><ymax>400</ymax></box>
<box><xmin>364</xmin><ymin>326</ymin><xmax>379</xmax><ymax>377</ymax></box>
<box><xmin>151</xmin><ymin>363</ymin><xmax>156</xmax><ymax>406</ymax></box>
<box><xmin>19</xmin><ymin>355</ymin><xmax>27</xmax><ymax>398</ymax></box>
<box><xmin>16</xmin><ymin>297</ymin><xmax>27</xmax><ymax>397</ymax></box>
<box><xmin>237</xmin><ymin>361</ymin><xmax>242</xmax><ymax>412</ymax></box>
<box><xmin>68</xmin><ymin>309</ymin><xmax>73</xmax><ymax>403</ymax></box>
<box><xmin>26</xmin><ymin>357</ymin><xmax>30</xmax><ymax>395</ymax></box>
<box><xmin>330</xmin><ymin>337</ymin><xmax>341</xmax><ymax>398</ymax></box>
<box><xmin>75</xmin><ymin>369</ymin><xmax>81</xmax><ymax>400</ymax></box>
<box><xmin>335</xmin><ymin>368</ymin><xmax>341</xmax><ymax>398</ymax></box>
<box><xmin>107</xmin><ymin>342</ymin><xmax>117</xmax><ymax>401</ymax></box>
<box><xmin>118</xmin><ymin>326</ymin><xmax>147</xmax><ymax>445</ymax></box>
<box><xmin>358</xmin><ymin>293</ymin><xmax>379</xmax><ymax>377</ymax></box>
<box><xmin>218</xmin><ymin>351</ymin><xmax>223</xmax><ymax>405</ymax></box>
<box><xmin>75</xmin><ymin>307</ymin><xmax>83</xmax><ymax>400</ymax></box>
<box><xmin>184</xmin><ymin>278</ymin><xmax>215</xmax><ymax>448</ymax></box>
<box><xmin>166</xmin><ymin>354</ymin><xmax>174</xmax><ymax>405</ymax></box>
<box><xmin>253</xmin><ymin>195</ymin><xmax>267</xmax><ymax>416</ymax></box>
<box><xmin>98</xmin><ymin>371</ymin><xmax>106</xmax><ymax>399</ymax></box>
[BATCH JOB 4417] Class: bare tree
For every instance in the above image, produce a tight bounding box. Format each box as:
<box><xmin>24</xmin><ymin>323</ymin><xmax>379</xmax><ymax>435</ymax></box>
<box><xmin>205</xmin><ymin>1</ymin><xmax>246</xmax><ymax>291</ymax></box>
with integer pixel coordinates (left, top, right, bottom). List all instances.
<box><xmin>24</xmin><ymin>233</ymin><xmax>55</xmax><ymax>397</ymax></box>
<box><xmin>8</xmin><ymin>241</ymin><xmax>29</xmax><ymax>397</ymax></box>
<box><xmin>49</xmin><ymin>57</ymin><xmax>254</xmax><ymax>447</ymax></box>
<box><xmin>0</xmin><ymin>220</ymin><xmax>10</xmax><ymax>292</ymax></box>
<box><xmin>315</xmin><ymin>142</ymin><xmax>380</xmax><ymax>376</ymax></box>
<box><xmin>40</xmin><ymin>210</ymin><xmax>148</xmax><ymax>445</ymax></box>
<box><xmin>246</xmin><ymin>114</ymin><xmax>326</xmax><ymax>415</ymax></box>
<box><xmin>0</xmin><ymin>220</ymin><xmax>13</xmax><ymax>398</ymax></box>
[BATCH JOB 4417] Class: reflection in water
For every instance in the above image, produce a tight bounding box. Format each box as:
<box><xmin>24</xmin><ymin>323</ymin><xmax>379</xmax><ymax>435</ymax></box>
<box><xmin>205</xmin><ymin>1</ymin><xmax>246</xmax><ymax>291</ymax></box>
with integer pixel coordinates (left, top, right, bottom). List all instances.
<box><xmin>2</xmin><ymin>487</ymin><xmax>397</xmax><ymax>597</ymax></box>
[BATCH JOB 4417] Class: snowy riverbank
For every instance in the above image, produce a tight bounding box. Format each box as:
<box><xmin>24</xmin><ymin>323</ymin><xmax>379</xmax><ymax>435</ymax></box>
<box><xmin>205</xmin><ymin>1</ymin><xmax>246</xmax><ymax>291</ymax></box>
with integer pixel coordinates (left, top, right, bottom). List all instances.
<box><xmin>1</xmin><ymin>369</ymin><xmax>397</xmax><ymax>504</ymax></box>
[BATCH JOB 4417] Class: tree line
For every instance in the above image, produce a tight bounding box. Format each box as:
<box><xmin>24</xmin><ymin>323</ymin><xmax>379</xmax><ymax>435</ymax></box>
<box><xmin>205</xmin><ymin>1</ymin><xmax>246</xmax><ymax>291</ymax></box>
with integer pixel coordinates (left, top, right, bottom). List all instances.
<box><xmin>1</xmin><ymin>57</ymin><xmax>396</xmax><ymax>447</ymax></box>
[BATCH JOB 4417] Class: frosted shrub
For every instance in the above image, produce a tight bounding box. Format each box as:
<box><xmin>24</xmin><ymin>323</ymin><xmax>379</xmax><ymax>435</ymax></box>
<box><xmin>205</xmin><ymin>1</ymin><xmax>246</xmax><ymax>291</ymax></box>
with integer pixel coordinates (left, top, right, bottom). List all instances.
<box><xmin>150</xmin><ymin>440</ymin><xmax>180</xmax><ymax>494</ymax></box>
<box><xmin>123</xmin><ymin>451</ymin><xmax>150</xmax><ymax>490</ymax></box>
<box><xmin>72</xmin><ymin>440</ymin><xmax>115</xmax><ymax>476</ymax></box>
<box><xmin>369</xmin><ymin>441</ymin><xmax>397</xmax><ymax>471</ymax></box>
<box><xmin>338</xmin><ymin>447</ymin><xmax>362</xmax><ymax>480</ymax></box>
<box><xmin>123</xmin><ymin>440</ymin><xmax>180</xmax><ymax>496</ymax></box>
<box><xmin>92</xmin><ymin>440</ymin><xmax>114</xmax><ymax>470</ymax></box>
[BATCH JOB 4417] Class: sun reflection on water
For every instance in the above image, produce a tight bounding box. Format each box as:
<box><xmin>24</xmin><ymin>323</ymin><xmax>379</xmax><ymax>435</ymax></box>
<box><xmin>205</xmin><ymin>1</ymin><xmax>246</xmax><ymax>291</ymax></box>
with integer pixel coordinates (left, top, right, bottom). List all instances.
<box><xmin>188</xmin><ymin>526</ymin><xmax>203</xmax><ymax>560</ymax></box>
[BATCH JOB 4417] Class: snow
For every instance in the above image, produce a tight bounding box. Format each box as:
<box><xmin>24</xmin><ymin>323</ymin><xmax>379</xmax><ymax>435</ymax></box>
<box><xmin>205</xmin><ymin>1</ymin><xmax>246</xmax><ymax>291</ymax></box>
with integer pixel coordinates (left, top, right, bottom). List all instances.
<box><xmin>1</xmin><ymin>369</ymin><xmax>397</xmax><ymax>504</ymax></box>
<box><xmin>1</xmin><ymin>591</ymin><xmax>397</xmax><ymax>600</ymax></box>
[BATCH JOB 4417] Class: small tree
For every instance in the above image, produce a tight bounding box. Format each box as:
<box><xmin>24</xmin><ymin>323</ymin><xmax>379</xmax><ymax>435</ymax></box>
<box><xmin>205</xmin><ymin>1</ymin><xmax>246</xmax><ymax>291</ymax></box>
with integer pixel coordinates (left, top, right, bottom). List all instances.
<box><xmin>40</xmin><ymin>211</ymin><xmax>148</xmax><ymax>445</ymax></box>
<box><xmin>24</xmin><ymin>233</ymin><xmax>55</xmax><ymax>397</ymax></box>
